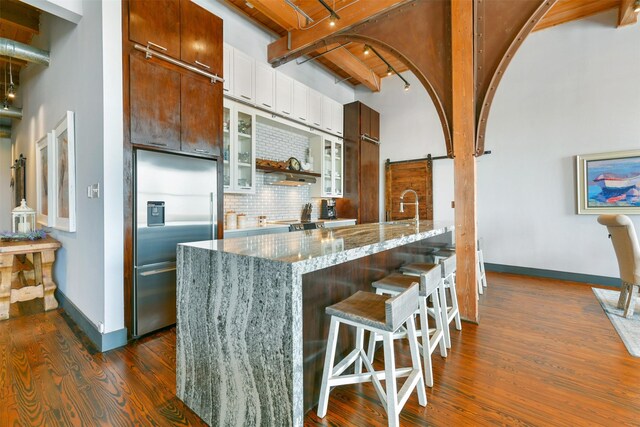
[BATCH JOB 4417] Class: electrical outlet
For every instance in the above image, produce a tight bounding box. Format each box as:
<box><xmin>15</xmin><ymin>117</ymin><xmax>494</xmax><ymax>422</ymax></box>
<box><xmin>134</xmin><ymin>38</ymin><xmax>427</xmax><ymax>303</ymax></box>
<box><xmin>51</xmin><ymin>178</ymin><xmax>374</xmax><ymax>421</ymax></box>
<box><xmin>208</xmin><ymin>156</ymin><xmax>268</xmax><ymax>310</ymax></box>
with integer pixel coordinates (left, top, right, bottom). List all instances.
<box><xmin>98</xmin><ymin>322</ymin><xmax>105</xmax><ymax>333</ymax></box>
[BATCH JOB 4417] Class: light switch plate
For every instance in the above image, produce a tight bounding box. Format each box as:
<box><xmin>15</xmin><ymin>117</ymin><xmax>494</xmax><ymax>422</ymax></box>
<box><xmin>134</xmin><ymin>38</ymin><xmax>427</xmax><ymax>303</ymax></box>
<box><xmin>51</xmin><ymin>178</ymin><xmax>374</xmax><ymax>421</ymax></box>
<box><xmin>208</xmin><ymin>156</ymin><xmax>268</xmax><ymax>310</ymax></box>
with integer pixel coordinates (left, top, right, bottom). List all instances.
<box><xmin>87</xmin><ymin>183</ymin><xmax>100</xmax><ymax>198</ymax></box>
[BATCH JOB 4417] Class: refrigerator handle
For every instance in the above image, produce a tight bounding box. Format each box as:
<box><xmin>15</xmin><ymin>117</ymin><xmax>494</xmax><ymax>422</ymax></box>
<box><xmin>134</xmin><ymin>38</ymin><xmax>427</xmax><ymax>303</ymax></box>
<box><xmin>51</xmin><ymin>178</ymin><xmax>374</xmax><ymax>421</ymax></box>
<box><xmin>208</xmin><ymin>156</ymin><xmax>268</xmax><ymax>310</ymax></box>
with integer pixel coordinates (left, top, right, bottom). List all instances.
<box><xmin>210</xmin><ymin>192</ymin><xmax>217</xmax><ymax>238</ymax></box>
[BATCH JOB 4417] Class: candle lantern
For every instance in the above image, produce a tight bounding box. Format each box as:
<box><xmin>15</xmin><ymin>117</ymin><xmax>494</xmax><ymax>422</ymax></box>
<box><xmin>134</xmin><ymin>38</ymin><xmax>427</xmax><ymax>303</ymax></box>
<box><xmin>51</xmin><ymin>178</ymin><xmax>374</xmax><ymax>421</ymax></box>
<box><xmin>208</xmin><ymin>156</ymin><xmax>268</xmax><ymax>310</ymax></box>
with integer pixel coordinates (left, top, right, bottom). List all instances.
<box><xmin>12</xmin><ymin>199</ymin><xmax>36</xmax><ymax>234</ymax></box>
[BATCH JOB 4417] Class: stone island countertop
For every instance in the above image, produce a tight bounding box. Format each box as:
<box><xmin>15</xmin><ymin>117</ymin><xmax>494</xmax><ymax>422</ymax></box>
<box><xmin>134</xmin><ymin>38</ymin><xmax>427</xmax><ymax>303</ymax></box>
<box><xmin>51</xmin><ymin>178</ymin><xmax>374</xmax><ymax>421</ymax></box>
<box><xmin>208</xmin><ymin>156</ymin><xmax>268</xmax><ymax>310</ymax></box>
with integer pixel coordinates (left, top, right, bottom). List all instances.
<box><xmin>176</xmin><ymin>220</ymin><xmax>454</xmax><ymax>427</ymax></box>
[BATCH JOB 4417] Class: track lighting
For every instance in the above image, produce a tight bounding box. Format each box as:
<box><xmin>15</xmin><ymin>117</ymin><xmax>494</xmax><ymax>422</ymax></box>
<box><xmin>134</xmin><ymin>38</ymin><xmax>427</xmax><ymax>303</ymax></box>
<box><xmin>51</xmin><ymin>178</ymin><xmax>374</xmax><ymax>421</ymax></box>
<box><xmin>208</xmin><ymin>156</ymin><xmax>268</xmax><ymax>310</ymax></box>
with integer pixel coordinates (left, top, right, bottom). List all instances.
<box><xmin>387</xmin><ymin>66</ymin><xmax>393</xmax><ymax>76</ymax></box>
<box><xmin>363</xmin><ymin>45</ymin><xmax>370</xmax><ymax>55</ymax></box>
<box><xmin>318</xmin><ymin>0</ymin><xmax>340</xmax><ymax>27</ymax></box>
<box><xmin>2</xmin><ymin>98</ymin><xmax>8</xmax><ymax>110</ymax></box>
<box><xmin>404</xmin><ymin>83</ymin><xmax>410</xmax><ymax>92</ymax></box>
<box><xmin>635</xmin><ymin>0</ymin><xmax>640</xmax><ymax>12</ymax></box>
<box><xmin>368</xmin><ymin>45</ymin><xmax>411</xmax><ymax>93</ymax></box>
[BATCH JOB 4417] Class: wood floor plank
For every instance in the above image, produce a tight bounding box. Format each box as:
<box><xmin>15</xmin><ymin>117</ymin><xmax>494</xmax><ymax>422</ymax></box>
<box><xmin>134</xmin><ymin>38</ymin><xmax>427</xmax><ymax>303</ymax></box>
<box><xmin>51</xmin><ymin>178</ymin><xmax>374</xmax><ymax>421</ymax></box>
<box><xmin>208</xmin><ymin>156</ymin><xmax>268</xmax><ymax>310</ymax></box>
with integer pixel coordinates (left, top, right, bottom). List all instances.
<box><xmin>0</xmin><ymin>273</ymin><xmax>639</xmax><ymax>426</ymax></box>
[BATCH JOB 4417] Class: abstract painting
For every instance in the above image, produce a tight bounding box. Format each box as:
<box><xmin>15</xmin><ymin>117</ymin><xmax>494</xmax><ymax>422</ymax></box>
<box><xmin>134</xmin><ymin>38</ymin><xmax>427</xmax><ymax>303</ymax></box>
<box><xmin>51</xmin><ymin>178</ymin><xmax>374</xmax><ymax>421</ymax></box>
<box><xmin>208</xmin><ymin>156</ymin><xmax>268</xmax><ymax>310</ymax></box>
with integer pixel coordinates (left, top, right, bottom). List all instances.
<box><xmin>35</xmin><ymin>133</ymin><xmax>53</xmax><ymax>226</ymax></box>
<box><xmin>577</xmin><ymin>150</ymin><xmax>640</xmax><ymax>214</ymax></box>
<box><xmin>51</xmin><ymin>111</ymin><xmax>76</xmax><ymax>231</ymax></box>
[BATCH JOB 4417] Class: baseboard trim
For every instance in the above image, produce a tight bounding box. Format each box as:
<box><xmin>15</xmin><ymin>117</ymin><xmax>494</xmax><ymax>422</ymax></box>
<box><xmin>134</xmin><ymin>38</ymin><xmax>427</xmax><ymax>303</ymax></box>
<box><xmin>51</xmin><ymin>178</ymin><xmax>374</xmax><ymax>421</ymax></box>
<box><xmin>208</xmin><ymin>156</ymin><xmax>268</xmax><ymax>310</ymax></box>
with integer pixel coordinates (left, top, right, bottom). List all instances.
<box><xmin>56</xmin><ymin>290</ymin><xmax>127</xmax><ymax>352</ymax></box>
<box><xmin>485</xmin><ymin>263</ymin><xmax>620</xmax><ymax>288</ymax></box>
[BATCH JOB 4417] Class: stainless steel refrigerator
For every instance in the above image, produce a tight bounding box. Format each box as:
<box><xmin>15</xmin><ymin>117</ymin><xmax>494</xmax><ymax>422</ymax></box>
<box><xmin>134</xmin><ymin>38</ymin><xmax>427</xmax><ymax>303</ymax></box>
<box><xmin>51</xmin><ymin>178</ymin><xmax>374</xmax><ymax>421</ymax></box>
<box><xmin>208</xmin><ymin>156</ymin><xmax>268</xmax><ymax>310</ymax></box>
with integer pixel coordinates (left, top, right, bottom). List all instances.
<box><xmin>134</xmin><ymin>149</ymin><xmax>218</xmax><ymax>337</ymax></box>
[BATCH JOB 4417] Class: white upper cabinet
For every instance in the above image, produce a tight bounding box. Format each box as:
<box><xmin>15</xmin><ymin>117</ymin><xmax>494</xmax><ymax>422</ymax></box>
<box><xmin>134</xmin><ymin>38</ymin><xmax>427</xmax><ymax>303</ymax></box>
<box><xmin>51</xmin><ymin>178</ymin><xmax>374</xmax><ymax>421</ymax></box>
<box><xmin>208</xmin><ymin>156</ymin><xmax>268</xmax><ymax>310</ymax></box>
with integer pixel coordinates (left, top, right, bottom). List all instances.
<box><xmin>293</xmin><ymin>81</ymin><xmax>308</xmax><ymax>123</ymax></box>
<box><xmin>308</xmin><ymin>88</ymin><xmax>322</xmax><ymax>128</ymax></box>
<box><xmin>333</xmin><ymin>99</ymin><xmax>343</xmax><ymax>136</ymax></box>
<box><xmin>255</xmin><ymin>62</ymin><xmax>275</xmax><ymax>112</ymax></box>
<box><xmin>275</xmin><ymin>72</ymin><xmax>293</xmax><ymax>117</ymax></box>
<box><xmin>232</xmin><ymin>49</ymin><xmax>255</xmax><ymax>103</ymax></box>
<box><xmin>322</xmin><ymin>96</ymin><xmax>334</xmax><ymax>133</ymax></box>
<box><xmin>223</xmin><ymin>44</ymin><xmax>232</xmax><ymax>94</ymax></box>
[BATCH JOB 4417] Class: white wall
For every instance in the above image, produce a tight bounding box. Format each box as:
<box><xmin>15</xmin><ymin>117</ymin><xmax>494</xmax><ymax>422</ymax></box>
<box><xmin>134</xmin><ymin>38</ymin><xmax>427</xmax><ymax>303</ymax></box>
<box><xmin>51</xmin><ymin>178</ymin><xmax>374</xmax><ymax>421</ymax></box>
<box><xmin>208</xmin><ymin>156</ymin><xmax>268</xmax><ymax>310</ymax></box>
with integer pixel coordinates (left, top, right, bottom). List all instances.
<box><xmin>0</xmin><ymin>138</ymin><xmax>11</xmax><ymax>231</ymax></box>
<box><xmin>194</xmin><ymin>0</ymin><xmax>355</xmax><ymax>105</ymax></box>
<box><xmin>355</xmin><ymin>72</ymin><xmax>455</xmax><ymax>223</ymax></box>
<box><xmin>480</xmin><ymin>10</ymin><xmax>640</xmax><ymax>278</ymax></box>
<box><xmin>11</xmin><ymin>0</ymin><xmax>124</xmax><ymax>334</ymax></box>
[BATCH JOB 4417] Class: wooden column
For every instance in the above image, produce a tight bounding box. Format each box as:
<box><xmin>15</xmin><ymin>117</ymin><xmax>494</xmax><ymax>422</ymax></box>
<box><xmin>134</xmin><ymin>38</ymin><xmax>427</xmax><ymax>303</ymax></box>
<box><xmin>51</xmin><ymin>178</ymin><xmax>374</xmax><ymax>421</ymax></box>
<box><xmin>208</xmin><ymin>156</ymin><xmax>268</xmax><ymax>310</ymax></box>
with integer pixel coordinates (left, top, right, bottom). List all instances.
<box><xmin>452</xmin><ymin>0</ymin><xmax>478</xmax><ymax>323</ymax></box>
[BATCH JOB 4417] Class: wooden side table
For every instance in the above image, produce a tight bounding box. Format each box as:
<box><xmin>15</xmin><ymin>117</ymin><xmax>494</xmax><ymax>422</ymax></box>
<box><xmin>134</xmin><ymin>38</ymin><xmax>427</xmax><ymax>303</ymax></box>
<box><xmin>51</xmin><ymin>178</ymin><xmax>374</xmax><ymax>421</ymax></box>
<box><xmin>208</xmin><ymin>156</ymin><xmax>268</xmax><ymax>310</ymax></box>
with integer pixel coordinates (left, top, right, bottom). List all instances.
<box><xmin>0</xmin><ymin>236</ymin><xmax>61</xmax><ymax>320</ymax></box>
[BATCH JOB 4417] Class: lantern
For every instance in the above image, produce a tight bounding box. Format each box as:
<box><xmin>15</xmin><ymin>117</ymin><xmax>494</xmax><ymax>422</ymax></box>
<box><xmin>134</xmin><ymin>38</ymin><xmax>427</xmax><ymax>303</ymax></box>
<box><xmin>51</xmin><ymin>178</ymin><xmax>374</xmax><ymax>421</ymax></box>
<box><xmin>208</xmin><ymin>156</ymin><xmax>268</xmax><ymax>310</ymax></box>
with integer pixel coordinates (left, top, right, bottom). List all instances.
<box><xmin>12</xmin><ymin>199</ymin><xmax>36</xmax><ymax>234</ymax></box>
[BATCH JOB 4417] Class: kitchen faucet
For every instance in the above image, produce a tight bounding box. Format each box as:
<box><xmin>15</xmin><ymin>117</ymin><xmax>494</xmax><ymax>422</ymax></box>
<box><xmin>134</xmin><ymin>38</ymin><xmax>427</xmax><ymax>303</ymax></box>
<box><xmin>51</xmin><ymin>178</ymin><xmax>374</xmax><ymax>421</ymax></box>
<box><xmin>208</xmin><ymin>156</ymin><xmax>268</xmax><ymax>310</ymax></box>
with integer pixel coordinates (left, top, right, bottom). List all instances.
<box><xmin>399</xmin><ymin>189</ymin><xmax>419</xmax><ymax>222</ymax></box>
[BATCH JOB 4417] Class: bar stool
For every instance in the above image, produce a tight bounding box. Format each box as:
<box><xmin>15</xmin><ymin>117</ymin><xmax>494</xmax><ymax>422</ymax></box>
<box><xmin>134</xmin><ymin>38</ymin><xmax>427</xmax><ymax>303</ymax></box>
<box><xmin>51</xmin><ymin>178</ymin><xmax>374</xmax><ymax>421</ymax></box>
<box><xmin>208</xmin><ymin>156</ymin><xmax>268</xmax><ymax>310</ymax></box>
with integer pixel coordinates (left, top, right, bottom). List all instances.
<box><xmin>317</xmin><ymin>284</ymin><xmax>427</xmax><ymax>427</ymax></box>
<box><xmin>368</xmin><ymin>266</ymin><xmax>447</xmax><ymax>387</ymax></box>
<box><xmin>401</xmin><ymin>255</ymin><xmax>461</xmax><ymax>349</ymax></box>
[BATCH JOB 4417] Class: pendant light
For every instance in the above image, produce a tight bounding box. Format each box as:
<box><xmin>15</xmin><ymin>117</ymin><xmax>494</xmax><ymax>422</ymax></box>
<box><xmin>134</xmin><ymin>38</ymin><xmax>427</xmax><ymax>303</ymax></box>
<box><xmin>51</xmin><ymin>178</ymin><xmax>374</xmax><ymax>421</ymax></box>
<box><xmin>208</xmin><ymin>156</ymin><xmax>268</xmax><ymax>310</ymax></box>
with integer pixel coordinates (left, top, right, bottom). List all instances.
<box><xmin>7</xmin><ymin>59</ymin><xmax>15</xmax><ymax>99</ymax></box>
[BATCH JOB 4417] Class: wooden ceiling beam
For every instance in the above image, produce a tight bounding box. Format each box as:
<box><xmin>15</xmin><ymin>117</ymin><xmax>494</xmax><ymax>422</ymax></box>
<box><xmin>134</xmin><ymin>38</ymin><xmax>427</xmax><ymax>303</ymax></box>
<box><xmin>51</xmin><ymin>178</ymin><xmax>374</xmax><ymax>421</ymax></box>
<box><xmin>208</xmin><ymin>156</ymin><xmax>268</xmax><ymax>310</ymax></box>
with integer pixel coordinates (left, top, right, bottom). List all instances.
<box><xmin>618</xmin><ymin>0</ymin><xmax>639</xmax><ymax>26</ymax></box>
<box><xmin>0</xmin><ymin>0</ymin><xmax>40</xmax><ymax>35</ymax></box>
<box><xmin>534</xmin><ymin>0</ymin><xmax>619</xmax><ymax>31</ymax></box>
<box><xmin>268</xmin><ymin>0</ymin><xmax>405</xmax><ymax>66</ymax></box>
<box><xmin>247</xmin><ymin>0</ymin><xmax>302</xmax><ymax>30</ymax></box>
<box><xmin>246</xmin><ymin>0</ymin><xmax>381</xmax><ymax>90</ymax></box>
<box><xmin>321</xmin><ymin>46</ymin><xmax>380</xmax><ymax>91</ymax></box>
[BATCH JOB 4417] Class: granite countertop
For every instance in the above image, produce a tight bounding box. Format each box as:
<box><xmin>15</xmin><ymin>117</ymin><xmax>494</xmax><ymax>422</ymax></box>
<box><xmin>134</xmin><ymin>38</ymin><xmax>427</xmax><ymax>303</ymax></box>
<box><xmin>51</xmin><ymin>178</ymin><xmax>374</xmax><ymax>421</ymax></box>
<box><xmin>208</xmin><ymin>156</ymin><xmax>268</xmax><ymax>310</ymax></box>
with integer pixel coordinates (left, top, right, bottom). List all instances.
<box><xmin>183</xmin><ymin>220</ymin><xmax>453</xmax><ymax>267</ymax></box>
<box><xmin>223</xmin><ymin>218</ymin><xmax>357</xmax><ymax>235</ymax></box>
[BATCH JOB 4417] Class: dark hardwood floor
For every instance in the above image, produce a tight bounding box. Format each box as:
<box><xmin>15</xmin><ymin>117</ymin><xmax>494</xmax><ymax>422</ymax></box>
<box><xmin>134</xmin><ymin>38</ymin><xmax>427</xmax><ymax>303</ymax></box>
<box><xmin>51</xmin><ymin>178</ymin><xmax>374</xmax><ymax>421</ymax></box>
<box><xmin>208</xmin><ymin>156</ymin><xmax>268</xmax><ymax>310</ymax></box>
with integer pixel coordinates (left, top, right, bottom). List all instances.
<box><xmin>1</xmin><ymin>273</ymin><xmax>639</xmax><ymax>426</ymax></box>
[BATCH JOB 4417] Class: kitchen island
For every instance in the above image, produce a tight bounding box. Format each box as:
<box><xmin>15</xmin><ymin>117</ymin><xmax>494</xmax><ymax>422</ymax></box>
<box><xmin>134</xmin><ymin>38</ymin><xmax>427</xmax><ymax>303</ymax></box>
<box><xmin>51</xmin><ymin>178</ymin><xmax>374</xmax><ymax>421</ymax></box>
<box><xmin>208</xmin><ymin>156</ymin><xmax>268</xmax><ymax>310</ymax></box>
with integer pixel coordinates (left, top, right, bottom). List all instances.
<box><xmin>176</xmin><ymin>220</ymin><xmax>454</xmax><ymax>426</ymax></box>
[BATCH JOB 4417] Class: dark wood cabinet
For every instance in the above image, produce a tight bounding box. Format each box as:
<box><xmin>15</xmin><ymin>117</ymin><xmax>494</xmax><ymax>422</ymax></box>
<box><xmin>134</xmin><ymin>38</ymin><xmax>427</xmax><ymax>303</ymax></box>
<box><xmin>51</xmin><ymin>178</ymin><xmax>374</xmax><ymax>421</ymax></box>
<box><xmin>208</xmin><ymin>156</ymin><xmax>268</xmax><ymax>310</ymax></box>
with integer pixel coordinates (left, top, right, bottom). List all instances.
<box><xmin>181</xmin><ymin>73</ymin><xmax>222</xmax><ymax>156</ymax></box>
<box><xmin>180</xmin><ymin>0</ymin><xmax>222</xmax><ymax>75</ymax></box>
<box><xmin>127</xmin><ymin>0</ymin><xmax>223</xmax><ymax>156</ymax></box>
<box><xmin>337</xmin><ymin>101</ymin><xmax>381</xmax><ymax>224</ymax></box>
<box><xmin>129</xmin><ymin>0</ymin><xmax>180</xmax><ymax>58</ymax></box>
<box><xmin>129</xmin><ymin>53</ymin><xmax>181</xmax><ymax>150</ymax></box>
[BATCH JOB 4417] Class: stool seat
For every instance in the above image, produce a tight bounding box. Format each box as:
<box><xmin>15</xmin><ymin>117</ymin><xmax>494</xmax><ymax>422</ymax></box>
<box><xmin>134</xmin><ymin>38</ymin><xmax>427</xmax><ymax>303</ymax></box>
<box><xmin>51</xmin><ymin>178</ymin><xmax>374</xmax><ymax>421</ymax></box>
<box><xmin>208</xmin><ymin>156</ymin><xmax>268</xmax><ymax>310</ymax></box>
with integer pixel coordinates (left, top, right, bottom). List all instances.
<box><xmin>374</xmin><ymin>269</ymin><xmax>440</xmax><ymax>297</ymax></box>
<box><xmin>372</xmin><ymin>273</ymin><xmax>419</xmax><ymax>294</ymax></box>
<box><xmin>326</xmin><ymin>291</ymin><xmax>390</xmax><ymax>331</ymax></box>
<box><xmin>400</xmin><ymin>262</ymin><xmax>438</xmax><ymax>275</ymax></box>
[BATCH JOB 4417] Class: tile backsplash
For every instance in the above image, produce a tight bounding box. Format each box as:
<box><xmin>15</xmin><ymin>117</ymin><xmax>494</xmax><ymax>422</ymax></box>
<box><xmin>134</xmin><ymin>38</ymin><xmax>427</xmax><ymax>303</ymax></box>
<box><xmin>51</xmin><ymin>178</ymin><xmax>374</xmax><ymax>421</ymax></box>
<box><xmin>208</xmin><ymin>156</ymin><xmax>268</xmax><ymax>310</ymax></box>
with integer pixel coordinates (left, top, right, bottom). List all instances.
<box><xmin>224</xmin><ymin>121</ymin><xmax>322</xmax><ymax>228</ymax></box>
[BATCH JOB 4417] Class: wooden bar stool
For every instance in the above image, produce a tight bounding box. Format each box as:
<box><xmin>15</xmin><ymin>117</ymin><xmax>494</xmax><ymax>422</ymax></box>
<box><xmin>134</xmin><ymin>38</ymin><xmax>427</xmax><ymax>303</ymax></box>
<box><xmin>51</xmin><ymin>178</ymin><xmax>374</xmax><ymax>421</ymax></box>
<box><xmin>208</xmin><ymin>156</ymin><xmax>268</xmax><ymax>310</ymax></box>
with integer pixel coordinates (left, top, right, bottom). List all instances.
<box><xmin>400</xmin><ymin>255</ymin><xmax>461</xmax><ymax>349</ymax></box>
<box><xmin>317</xmin><ymin>284</ymin><xmax>427</xmax><ymax>427</ymax></box>
<box><xmin>368</xmin><ymin>267</ymin><xmax>447</xmax><ymax>388</ymax></box>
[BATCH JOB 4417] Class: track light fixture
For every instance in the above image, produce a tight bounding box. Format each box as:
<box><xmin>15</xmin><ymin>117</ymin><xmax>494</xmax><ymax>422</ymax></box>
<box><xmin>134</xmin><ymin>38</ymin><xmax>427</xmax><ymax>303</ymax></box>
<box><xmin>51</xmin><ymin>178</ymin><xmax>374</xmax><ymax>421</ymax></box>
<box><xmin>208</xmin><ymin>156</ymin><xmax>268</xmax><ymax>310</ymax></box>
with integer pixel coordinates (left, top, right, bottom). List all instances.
<box><xmin>368</xmin><ymin>45</ymin><xmax>411</xmax><ymax>92</ymax></box>
<box><xmin>635</xmin><ymin>0</ymin><xmax>640</xmax><ymax>12</ymax></box>
<box><xmin>7</xmin><ymin>59</ymin><xmax>15</xmax><ymax>99</ymax></box>
<box><xmin>363</xmin><ymin>45</ymin><xmax>370</xmax><ymax>55</ymax></box>
<box><xmin>317</xmin><ymin>0</ymin><xmax>340</xmax><ymax>27</ymax></box>
<box><xmin>2</xmin><ymin>98</ymin><xmax>8</xmax><ymax>110</ymax></box>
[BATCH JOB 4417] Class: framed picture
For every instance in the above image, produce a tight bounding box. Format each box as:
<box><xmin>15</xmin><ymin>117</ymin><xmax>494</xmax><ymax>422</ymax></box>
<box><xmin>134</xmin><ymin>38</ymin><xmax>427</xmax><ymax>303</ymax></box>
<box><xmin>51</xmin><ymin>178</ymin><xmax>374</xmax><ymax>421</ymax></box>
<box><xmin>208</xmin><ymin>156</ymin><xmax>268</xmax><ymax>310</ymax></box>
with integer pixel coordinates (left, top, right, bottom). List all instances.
<box><xmin>51</xmin><ymin>111</ymin><xmax>76</xmax><ymax>231</ymax></box>
<box><xmin>35</xmin><ymin>133</ymin><xmax>54</xmax><ymax>226</ymax></box>
<box><xmin>576</xmin><ymin>149</ymin><xmax>640</xmax><ymax>214</ymax></box>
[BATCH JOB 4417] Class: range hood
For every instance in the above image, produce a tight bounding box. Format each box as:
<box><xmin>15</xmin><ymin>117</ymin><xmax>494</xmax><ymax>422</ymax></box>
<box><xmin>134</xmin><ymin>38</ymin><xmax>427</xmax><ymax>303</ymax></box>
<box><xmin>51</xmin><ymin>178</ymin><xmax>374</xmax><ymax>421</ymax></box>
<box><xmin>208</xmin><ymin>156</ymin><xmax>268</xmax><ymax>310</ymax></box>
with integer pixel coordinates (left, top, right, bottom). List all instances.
<box><xmin>269</xmin><ymin>172</ymin><xmax>317</xmax><ymax>186</ymax></box>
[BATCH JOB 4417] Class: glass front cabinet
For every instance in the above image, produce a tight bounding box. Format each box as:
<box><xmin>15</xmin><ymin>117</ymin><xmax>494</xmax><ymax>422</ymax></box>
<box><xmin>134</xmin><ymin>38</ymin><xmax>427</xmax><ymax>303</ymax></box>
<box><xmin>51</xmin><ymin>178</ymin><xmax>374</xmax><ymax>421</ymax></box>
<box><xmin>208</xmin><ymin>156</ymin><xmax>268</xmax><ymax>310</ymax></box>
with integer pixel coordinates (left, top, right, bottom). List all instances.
<box><xmin>311</xmin><ymin>136</ymin><xmax>343</xmax><ymax>198</ymax></box>
<box><xmin>223</xmin><ymin>99</ymin><xmax>256</xmax><ymax>194</ymax></box>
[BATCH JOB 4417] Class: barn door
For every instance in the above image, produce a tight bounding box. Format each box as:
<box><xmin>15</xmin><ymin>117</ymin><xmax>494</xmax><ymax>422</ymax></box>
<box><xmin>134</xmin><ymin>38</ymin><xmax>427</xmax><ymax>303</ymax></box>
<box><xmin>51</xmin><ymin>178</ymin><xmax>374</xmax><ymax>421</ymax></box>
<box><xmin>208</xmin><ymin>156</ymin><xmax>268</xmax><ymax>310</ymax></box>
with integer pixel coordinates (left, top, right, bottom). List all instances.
<box><xmin>385</xmin><ymin>159</ymin><xmax>433</xmax><ymax>221</ymax></box>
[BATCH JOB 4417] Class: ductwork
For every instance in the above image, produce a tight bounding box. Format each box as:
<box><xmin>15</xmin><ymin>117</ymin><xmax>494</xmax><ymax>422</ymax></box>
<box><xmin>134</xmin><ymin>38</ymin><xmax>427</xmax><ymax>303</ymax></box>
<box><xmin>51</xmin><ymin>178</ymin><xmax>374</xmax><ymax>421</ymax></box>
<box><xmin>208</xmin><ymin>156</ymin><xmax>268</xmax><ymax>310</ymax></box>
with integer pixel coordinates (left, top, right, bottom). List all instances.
<box><xmin>0</xmin><ymin>38</ymin><xmax>50</xmax><ymax>66</ymax></box>
<box><xmin>0</xmin><ymin>107</ymin><xmax>23</xmax><ymax>119</ymax></box>
<box><xmin>0</xmin><ymin>126</ymin><xmax>11</xmax><ymax>138</ymax></box>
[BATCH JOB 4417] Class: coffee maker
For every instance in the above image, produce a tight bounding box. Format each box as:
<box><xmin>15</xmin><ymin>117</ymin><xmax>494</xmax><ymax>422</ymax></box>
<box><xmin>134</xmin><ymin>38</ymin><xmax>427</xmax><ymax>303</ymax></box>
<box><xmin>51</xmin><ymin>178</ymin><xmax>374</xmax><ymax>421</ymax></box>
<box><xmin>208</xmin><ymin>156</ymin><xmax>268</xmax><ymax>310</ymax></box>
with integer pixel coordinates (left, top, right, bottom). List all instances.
<box><xmin>320</xmin><ymin>199</ymin><xmax>337</xmax><ymax>219</ymax></box>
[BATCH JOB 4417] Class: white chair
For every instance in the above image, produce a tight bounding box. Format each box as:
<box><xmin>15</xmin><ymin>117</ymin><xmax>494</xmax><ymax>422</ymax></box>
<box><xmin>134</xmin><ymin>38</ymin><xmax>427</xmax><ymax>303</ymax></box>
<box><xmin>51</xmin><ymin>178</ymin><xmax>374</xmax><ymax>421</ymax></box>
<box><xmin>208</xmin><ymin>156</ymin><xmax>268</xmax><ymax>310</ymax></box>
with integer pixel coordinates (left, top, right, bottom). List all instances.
<box><xmin>317</xmin><ymin>284</ymin><xmax>427</xmax><ymax>426</ymax></box>
<box><xmin>597</xmin><ymin>214</ymin><xmax>640</xmax><ymax>318</ymax></box>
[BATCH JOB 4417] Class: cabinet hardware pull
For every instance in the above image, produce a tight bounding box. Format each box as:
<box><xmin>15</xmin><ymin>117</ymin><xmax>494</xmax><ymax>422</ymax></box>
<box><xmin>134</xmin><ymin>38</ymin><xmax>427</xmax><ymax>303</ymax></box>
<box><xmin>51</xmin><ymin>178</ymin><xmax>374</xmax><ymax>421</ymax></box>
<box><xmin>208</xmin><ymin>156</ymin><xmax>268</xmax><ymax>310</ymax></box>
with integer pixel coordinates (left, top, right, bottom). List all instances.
<box><xmin>149</xmin><ymin>142</ymin><xmax>168</xmax><ymax>146</ymax></box>
<box><xmin>240</xmin><ymin>95</ymin><xmax>251</xmax><ymax>100</ymax></box>
<box><xmin>147</xmin><ymin>41</ymin><xmax>167</xmax><ymax>51</ymax></box>
<box><xmin>282</xmin><ymin>110</ymin><xmax>290</xmax><ymax>115</ymax></box>
<box><xmin>262</xmin><ymin>103</ymin><xmax>272</xmax><ymax>108</ymax></box>
<box><xmin>140</xmin><ymin>266</ymin><xmax>176</xmax><ymax>276</ymax></box>
<box><xmin>361</xmin><ymin>135</ymin><xmax>379</xmax><ymax>143</ymax></box>
<box><xmin>194</xmin><ymin>149</ymin><xmax>208</xmax><ymax>153</ymax></box>
<box><xmin>134</xmin><ymin>44</ymin><xmax>224</xmax><ymax>84</ymax></box>
<box><xmin>299</xmin><ymin>117</ymin><xmax>306</xmax><ymax>120</ymax></box>
<box><xmin>195</xmin><ymin>60</ymin><xmax>211</xmax><ymax>69</ymax></box>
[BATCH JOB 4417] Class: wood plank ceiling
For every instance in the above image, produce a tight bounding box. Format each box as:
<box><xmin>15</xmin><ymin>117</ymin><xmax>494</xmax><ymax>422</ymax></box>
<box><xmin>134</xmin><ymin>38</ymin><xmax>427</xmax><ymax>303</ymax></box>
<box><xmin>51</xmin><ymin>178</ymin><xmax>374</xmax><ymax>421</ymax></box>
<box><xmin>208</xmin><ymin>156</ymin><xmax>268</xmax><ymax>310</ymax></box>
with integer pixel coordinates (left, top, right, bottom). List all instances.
<box><xmin>0</xmin><ymin>0</ymin><xmax>41</xmax><ymax>106</ymax></box>
<box><xmin>225</xmin><ymin>0</ymin><xmax>639</xmax><ymax>92</ymax></box>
